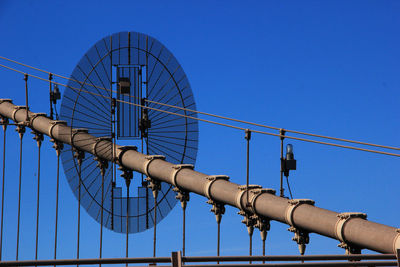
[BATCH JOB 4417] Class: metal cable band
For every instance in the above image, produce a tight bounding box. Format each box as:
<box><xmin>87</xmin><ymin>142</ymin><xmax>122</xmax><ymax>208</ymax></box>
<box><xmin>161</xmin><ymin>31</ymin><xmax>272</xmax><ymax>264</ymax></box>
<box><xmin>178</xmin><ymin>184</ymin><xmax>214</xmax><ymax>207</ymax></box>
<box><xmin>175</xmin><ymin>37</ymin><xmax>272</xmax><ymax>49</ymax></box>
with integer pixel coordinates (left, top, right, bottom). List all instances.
<box><xmin>392</xmin><ymin>229</ymin><xmax>400</xmax><ymax>254</ymax></box>
<box><xmin>285</xmin><ymin>199</ymin><xmax>315</xmax><ymax>227</ymax></box>
<box><xmin>12</xmin><ymin>106</ymin><xmax>26</xmax><ymax>122</ymax></box>
<box><xmin>92</xmin><ymin>137</ymin><xmax>112</xmax><ymax>158</ymax></box>
<box><xmin>48</xmin><ymin>121</ymin><xmax>67</xmax><ymax>139</ymax></box>
<box><xmin>203</xmin><ymin>175</ymin><xmax>229</xmax><ymax>200</ymax></box>
<box><xmin>171</xmin><ymin>164</ymin><xmax>194</xmax><ymax>189</ymax></box>
<box><xmin>249</xmin><ymin>188</ymin><xmax>276</xmax><ymax>215</ymax></box>
<box><xmin>334</xmin><ymin>212</ymin><xmax>367</xmax><ymax>243</ymax></box>
<box><xmin>70</xmin><ymin>128</ymin><xmax>88</xmax><ymax>148</ymax></box>
<box><xmin>117</xmin><ymin>146</ymin><xmax>138</xmax><ymax>168</ymax></box>
<box><xmin>143</xmin><ymin>155</ymin><xmax>166</xmax><ymax>178</ymax></box>
<box><xmin>235</xmin><ymin>185</ymin><xmax>262</xmax><ymax>211</ymax></box>
<box><xmin>29</xmin><ymin>113</ymin><xmax>47</xmax><ymax>126</ymax></box>
<box><xmin>0</xmin><ymin>99</ymin><xmax>12</xmax><ymax>104</ymax></box>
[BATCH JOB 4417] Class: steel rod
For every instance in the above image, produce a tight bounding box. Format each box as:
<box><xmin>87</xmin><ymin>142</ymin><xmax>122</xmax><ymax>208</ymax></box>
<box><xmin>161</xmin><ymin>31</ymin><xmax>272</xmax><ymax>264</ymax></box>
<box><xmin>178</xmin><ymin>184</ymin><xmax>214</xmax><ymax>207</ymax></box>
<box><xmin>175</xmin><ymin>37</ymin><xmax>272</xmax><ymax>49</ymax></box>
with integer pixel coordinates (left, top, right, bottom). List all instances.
<box><xmin>16</xmin><ymin>127</ymin><xmax>24</xmax><ymax>260</ymax></box>
<box><xmin>0</xmin><ymin>121</ymin><xmax>6</xmax><ymax>261</ymax></box>
<box><xmin>54</xmin><ymin>148</ymin><xmax>60</xmax><ymax>263</ymax></box>
<box><xmin>99</xmin><ymin>167</ymin><xmax>104</xmax><ymax>266</ymax></box>
<box><xmin>183</xmin><ymin>207</ymin><xmax>186</xmax><ymax>256</ymax></box>
<box><xmin>77</xmin><ymin>161</ymin><xmax>81</xmax><ymax>263</ymax></box>
<box><xmin>35</xmin><ymin>138</ymin><xmax>42</xmax><ymax>261</ymax></box>
<box><xmin>153</xmin><ymin>195</ymin><xmax>157</xmax><ymax>258</ymax></box>
<box><xmin>0</xmin><ymin>254</ymin><xmax>396</xmax><ymax>266</ymax></box>
<box><xmin>126</xmin><ymin>184</ymin><xmax>129</xmax><ymax>267</ymax></box>
<box><xmin>1</xmin><ymin>101</ymin><xmax>399</xmax><ymax>254</ymax></box>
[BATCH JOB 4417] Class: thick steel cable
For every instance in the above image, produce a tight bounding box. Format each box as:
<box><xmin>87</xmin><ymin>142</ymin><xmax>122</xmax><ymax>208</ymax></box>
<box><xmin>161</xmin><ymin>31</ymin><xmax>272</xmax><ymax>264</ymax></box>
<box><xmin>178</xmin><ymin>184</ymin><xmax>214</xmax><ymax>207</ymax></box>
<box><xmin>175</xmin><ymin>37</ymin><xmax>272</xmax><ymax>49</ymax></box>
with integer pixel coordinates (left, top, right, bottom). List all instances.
<box><xmin>16</xmin><ymin>126</ymin><xmax>24</xmax><ymax>260</ymax></box>
<box><xmin>0</xmin><ymin>120</ymin><xmax>6</xmax><ymax>261</ymax></box>
<box><xmin>0</xmin><ymin>59</ymin><xmax>399</xmax><ymax>153</ymax></box>
<box><xmin>0</xmin><ymin>63</ymin><xmax>399</xmax><ymax>158</ymax></box>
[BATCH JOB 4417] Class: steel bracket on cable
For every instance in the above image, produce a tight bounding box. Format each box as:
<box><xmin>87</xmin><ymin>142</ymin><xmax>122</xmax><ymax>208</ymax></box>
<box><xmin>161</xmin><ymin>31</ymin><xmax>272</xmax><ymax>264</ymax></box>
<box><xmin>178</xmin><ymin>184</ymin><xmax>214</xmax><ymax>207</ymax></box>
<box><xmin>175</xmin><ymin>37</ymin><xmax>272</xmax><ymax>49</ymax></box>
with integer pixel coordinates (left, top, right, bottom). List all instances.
<box><xmin>171</xmin><ymin>164</ymin><xmax>194</xmax><ymax>210</ymax></box>
<box><xmin>71</xmin><ymin>128</ymin><xmax>88</xmax><ymax>152</ymax></box>
<box><xmin>143</xmin><ymin>155</ymin><xmax>165</xmax><ymax>198</ymax></box>
<box><xmin>30</xmin><ymin>113</ymin><xmax>46</xmax><ymax>147</ymax></box>
<box><xmin>236</xmin><ymin>185</ymin><xmax>262</xmax><ymax>236</ymax></box>
<box><xmin>203</xmin><ymin>175</ymin><xmax>229</xmax><ymax>224</ymax></box>
<box><xmin>49</xmin><ymin>121</ymin><xmax>67</xmax><ymax>156</ymax></box>
<box><xmin>285</xmin><ymin>199</ymin><xmax>315</xmax><ymax>255</ymax></box>
<box><xmin>143</xmin><ymin>155</ymin><xmax>165</xmax><ymax>178</ymax></box>
<box><xmin>335</xmin><ymin>212</ymin><xmax>367</xmax><ymax>254</ymax></box>
<box><xmin>12</xmin><ymin>106</ymin><xmax>28</xmax><ymax>125</ymax></box>
<box><xmin>249</xmin><ymin>188</ymin><xmax>275</xmax><ymax>241</ymax></box>
<box><xmin>394</xmin><ymin>229</ymin><xmax>400</xmax><ymax>261</ymax></box>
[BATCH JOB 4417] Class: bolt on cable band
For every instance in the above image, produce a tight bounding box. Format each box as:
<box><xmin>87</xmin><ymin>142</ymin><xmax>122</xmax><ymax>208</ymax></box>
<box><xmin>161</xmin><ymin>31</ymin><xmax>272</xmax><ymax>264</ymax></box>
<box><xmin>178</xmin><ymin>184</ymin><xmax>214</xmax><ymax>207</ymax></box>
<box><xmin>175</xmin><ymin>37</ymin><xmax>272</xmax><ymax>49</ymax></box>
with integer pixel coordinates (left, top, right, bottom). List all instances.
<box><xmin>203</xmin><ymin>175</ymin><xmax>230</xmax><ymax>200</ymax></box>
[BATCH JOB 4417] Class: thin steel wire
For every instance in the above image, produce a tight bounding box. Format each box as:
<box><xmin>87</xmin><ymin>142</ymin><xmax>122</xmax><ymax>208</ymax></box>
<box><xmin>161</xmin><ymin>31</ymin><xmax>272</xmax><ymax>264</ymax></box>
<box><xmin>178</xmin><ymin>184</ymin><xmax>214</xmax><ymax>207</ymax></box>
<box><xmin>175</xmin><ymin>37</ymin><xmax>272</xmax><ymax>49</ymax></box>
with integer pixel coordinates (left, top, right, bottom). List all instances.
<box><xmin>35</xmin><ymin>136</ymin><xmax>42</xmax><ymax>262</ymax></box>
<box><xmin>182</xmin><ymin>207</ymin><xmax>186</xmax><ymax>256</ymax></box>
<box><xmin>0</xmin><ymin>62</ymin><xmax>400</xmax><ymax>158</ymax></box>
<box><xmin>1</xmin><ymin>58</ymin><xmax>400</xmax><ymax>153</ymax></box>
<box><xmin>0</xmin><ymin>122</ymin><xmax>6</xmax><ymax>261</ymax></box>
<box><xmin>77</xmin><ymin>161</ymin><xmax>82</xmax><ymax>263</ymax></box>
<box><xmin>16</xmin><ymin>127</ymin><xmax>24</xmax><ymax>260</ymax></box>
<box><xmin>99</xmin><ymin>165</ymin><xmax>104</xmax><ymax>266</ymax></box>
<box><xmin>54</xmin><ymin>146</ymin><xmax>61</xmax><ymax>264</ymax></box>
<box><xmin>153</xmin><ymin>196</ymin><xmax>157</xmax><ymax>258</ymax></box>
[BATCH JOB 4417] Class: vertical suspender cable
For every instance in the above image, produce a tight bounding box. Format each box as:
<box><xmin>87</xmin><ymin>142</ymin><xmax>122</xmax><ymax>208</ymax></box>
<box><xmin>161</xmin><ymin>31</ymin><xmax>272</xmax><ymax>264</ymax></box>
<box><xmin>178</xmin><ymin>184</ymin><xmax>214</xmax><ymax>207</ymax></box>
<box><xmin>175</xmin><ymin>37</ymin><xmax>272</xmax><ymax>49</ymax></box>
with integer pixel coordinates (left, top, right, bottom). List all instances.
<box><xmin>16</xmin><ymin>123</ymin><xmax>25</xmax><ymax>260</ymax></box>
<box><xmin>279</xmin><ymin>129</ymin><xmax>285</xmax><ymax>197</ymax></box>
<box><xmin>126</xmin><ymin>184</ymin><xmax>129</xmax><ymax>266</ymax></box>
<box><xmin>77</xmin><ymin>161</ymin><xmax>81</xmax><ymax>263</ymax></box>
<box><xmin>0</xmin><ymin>116</ymin><xmax>8</xmax><ymax>261</ymax></box>
<box><xmin>53</xmin><ymin>141</ymin><xmax>62</xmax><ymax>265</ymax></box>
<box><xmin>24</xmin><ymin>74</ymin><xmax>29</xmax><ymax>122</ymax></box>
<box><xmin>74</xmin><ymin>148</ymin><xmax>84</xmax><ymax>265</ymax></box>
<box><xmin>98</xmin><ymin>159</ymin><xmax>106</xmax><ymax>267</ymax></box>
<box><xmin>33</xmin><ymin>131</ymin><xmax>43</xmax><ymax>262</ymax></box>
<box><xmin>182</xmin><ymin>206</ymin><xmax>186</xmax><ymax>256</ymax></box>
<box><xmin>217</xmin><ymin>221</ymin><xmax>220</xmax><ymax>261</ymax></box>
<box><xmin>244</xmin><ymin>129</ymin><xmax>252</xmax><ymax>259</ymax></box>
<box><xmin>153</xmin><ymin>195</ymin><xmax>157</xmax><ymax>258</ymax></box>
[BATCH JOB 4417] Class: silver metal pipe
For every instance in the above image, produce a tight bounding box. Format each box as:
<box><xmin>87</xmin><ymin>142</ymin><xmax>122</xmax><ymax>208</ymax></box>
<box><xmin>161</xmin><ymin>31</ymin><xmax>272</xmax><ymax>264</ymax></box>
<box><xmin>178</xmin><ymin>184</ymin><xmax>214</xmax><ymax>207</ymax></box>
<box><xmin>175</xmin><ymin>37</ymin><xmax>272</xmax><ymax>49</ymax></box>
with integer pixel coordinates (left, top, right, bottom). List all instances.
<box><xmin>0</xmin><ymin>100</ymin><xmax>399</xmax><ymax>254</ymax></box>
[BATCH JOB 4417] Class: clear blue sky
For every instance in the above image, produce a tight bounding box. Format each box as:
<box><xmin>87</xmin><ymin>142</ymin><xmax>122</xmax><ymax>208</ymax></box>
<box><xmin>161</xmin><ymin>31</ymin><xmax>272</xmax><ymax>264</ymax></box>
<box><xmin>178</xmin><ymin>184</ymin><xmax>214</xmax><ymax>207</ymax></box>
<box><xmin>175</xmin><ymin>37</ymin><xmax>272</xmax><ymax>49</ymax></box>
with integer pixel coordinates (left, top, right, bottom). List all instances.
<box><xmin>0</xmin><ymin>0</ymin><xmax>399</xmax><ymax>262</ymax></box>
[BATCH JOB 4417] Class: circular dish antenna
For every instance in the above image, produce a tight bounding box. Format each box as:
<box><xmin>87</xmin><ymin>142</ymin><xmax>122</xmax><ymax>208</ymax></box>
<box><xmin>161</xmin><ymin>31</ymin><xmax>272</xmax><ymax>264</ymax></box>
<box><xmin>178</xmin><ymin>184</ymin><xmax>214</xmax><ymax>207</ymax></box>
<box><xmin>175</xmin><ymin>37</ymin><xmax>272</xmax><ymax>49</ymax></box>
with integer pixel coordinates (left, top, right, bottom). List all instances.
<box><xmin>60</xmin><ymin>31</ymin><xmax>199</xmax><ymax>233</ymax></box>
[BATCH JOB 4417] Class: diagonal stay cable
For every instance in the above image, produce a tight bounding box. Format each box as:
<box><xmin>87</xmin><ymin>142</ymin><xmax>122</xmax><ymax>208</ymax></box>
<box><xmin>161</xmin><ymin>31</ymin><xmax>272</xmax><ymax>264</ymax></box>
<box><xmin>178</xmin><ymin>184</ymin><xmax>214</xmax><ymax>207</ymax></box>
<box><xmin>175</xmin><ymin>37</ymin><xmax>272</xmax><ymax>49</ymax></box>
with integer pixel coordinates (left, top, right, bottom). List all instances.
<box><xmin>0</xmin><ymin>61</ymin><xmax>399</xmax><ymax>157</ymax></box>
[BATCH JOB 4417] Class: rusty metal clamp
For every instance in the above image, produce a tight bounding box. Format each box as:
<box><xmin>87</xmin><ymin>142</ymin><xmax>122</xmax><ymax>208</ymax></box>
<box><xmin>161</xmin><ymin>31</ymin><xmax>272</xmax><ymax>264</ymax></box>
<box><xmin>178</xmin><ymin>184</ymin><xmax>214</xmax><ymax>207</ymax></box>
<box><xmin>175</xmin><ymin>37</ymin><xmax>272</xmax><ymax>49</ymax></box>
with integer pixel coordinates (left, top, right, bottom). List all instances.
<box><xmin>203</xmin><ymin>175</ymin><xmax>229</xmax><ymax>200</ymax></box>
<box><xmin>143</xmin><ymin>155</ymin><xmax>165</xmax><ymax>178</ymax></box>
<box><xmin>171</xmin><ymin>164</ymin><xmax>194</xmax><ymax>190</ymax></box>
